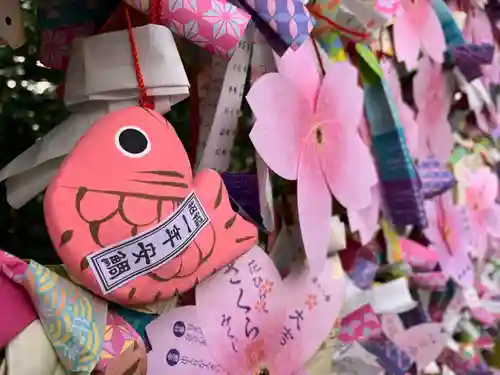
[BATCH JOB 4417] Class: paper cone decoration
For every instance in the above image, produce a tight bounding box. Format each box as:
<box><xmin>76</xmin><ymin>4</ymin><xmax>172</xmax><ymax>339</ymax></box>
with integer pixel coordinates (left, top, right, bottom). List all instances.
<box><xmin>44</xmin><ymin>106</ymin><xmax>257</xmax><ymax>305</ymax></box>
<box><xmin>0</xmin><ymin>0</ymin><xmax>24</xmax><ymax>48</ymax></box>
<box><xmin>126</xmin><ymin>0</ymin><xmax>250</xmax><ymax>59</ymax></box>
<box><xmin>0</xmin><ymin>251</ymin><xmax>108</xmax><ymax>375</ymax></box>
<box><xmin>417</xmin><ymin>155</ymin><xmax>457</xmax><ymax>199</ymax></box>
<box><xmin>0</xmin><ymin>25</ymin><xmax>189</xmax><ymax>209</ymax></box>
<box><xmin>0</xmin><ymin>257</ymin><xmax>37</xmax><ymax>350</ymax></box>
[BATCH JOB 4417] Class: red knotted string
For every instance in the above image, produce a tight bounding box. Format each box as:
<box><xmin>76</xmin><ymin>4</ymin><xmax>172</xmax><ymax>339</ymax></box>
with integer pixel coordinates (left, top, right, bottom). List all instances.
<box><xmin>124</xmin><ymin>0</ymin><xmax>162</xmax><ymax>109</ymax></box>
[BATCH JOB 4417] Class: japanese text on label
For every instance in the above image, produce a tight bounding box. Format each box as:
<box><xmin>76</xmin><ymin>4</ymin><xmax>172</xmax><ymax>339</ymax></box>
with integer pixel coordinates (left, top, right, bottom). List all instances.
<box><xmin>88</xmin><ymin>192</ymin><xmax>209</xmax><ymax>294</ymax></box>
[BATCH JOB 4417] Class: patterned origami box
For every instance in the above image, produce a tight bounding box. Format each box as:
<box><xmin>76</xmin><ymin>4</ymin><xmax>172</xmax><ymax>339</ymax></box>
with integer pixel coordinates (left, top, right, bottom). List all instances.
<box><xmin>126</xmin><ymin>0</ymin><xmax>251</xmax><ymax>59</ymax></box>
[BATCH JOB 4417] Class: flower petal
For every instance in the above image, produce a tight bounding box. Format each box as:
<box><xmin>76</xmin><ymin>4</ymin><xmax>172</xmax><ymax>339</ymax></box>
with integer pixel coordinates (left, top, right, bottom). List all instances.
<box><xmin>195</xmin><ymin>246</ymin><xmax>286</xmax><ymax>374</ymax></box>
<box><xmin>297</xmin><ymin>140</ymin><xmax>332</xmax><ymax>272</ymax></box>
<box><xmin>248</xmin><ymin>73</ymin><xmax>311</xmax><ymax>180</ymax></box>
<box><xmin>277</xmin><ymin>38</ymin><xmax>321</xmax><ymax>110</ymax></box>
<box><xmin>146</xmin><ymin>306</ymin><xmax>228</xmax><ymax>375</ymax></box>
<box><xmin>316</xmin><ymin>61</ymin><xmax>364</xmax><ymax>129</ymax></box>
<box><xmin>348</xmin><ymin>184</ymin><xmax>381</xmax><ymax>245</ymax></box>
<box><xmin>413</xmin><ymin>0</ymin><xmax>445</xmax><ymax>64</ymax></box>
<box><xmin>321</xmin><ymin>132</ymin><xmax>376</xmax><ymax>210</ymax></box>
<box><xmin>427</xmin><ymin>117</ymin><xmax>454</xmax><ymax>164</ymax></box>
<box><xmin>270</xmin><ymin>257</ymin><xmax>345</xmax><ymax>375</ymax></box>
<box><xmin>393</xmin><ymin>9</ymin><xmax>421</xmax><ymax>69</ymax></box>
<box><xmin>486</xmin><ymin>204</ymin><xmax>500</xmax><ymax>238</ymax></box>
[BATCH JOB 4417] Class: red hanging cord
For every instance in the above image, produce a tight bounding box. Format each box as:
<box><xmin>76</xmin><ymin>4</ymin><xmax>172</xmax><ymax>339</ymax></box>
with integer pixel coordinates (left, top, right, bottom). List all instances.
<box><xmin>124</xmin><ymin>0</ymin><xmax>162</xmax><ymax>109</ymax></box>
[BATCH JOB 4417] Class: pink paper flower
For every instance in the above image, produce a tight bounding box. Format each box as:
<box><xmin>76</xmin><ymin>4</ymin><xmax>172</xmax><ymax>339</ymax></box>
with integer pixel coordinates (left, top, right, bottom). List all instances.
<box><xmin>424</xmin><ymin>192</ymin><xmax>474</xmax><ymax>288</ymax></box>
<box><xmin>462</xmin><ymin>167</ymin><xmax>500</xmax><ymax>260</ymax></box>
<box><xmin>413</xmin><ymin>56</ymin><xmax>454</xmax><ymax>163</ymax></box>
<box><xmin>393</xmin><ymin>0</ymin><xmax>446</xmax><ymax>70</ymax></box>
<box><xmin>146</xmin><ymin>246</ymin><xmax>345</xmax><ymax>375</ymax></box>
<box><xmin>247</xmin><ymin>38</ymin><xmax>377</xmax><ymax>271</ymax></box>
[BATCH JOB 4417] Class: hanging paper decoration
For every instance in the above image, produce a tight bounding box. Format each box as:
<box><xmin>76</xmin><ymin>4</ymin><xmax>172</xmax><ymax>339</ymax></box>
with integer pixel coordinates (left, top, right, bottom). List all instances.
<box><xmin>357</xmin><ymin>45</ymin><xmax>427</xmax><ymax>227</ymax></box>
<box><xmin>147</xmin><ymin>246</ymin><xmax>345</xmax><ymax>375</ymax></box>
<box><xmin>0</xmin><ymin>0</ymin><xmax>24</xmax><ymax>48</ymax></box>
<box><xmin>425</xmin><ymin>193</ymin><xmax>474</xmax><ymax>288</ymax></box>
<box><xmin>126</xmin><ymin>0</ymin><xmax>251</xmax><ymax>59</ymax></box>
<box><xmin>0</xmin><ymin>25</ymin><xmax>190</xmax><ymax>209</ymax></box>
<box><xmin>381</xmin><ymin>313</ymin><xmax>447</xmax><ymax>371</ymax></box>
<box><xmin>461</xmin><ymin>166</ymin><xmax>500</xmax><ymax>260</ymax></box>
<box><xmin>0</xmin><ymin>251</ymin><xmax>108</xmax><ymax>375</ymax></box>
<box><xmin>392</xmin><ymin>0</ymin><xmax>446</xmax><ymax>69</ymax></box>
<box><xmin>417</xmin><ymin>154</ymin><xmax>457</xmax><ymax>199</ymax></box>
<box><xmin>413</xmin><ymin>56</ymin><xmax>454</xmax><ymax>162</ymax></box>
<box><xmin>248</xmin><ymin>39</ymin><xmax>377</xmax><ymax>270</ymax></box>
<box><xmin>44</xmin><ymin>106</ymin><xmax>258</xmax><ymax>305</ymax></box>
<box><xmin>197</xmin><ymin>29</ymin><xmax>252</xmax><ymax>171</ymax></box>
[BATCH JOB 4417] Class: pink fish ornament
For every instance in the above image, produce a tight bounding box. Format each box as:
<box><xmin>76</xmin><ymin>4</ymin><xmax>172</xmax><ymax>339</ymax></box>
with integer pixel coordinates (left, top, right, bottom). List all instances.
<box><xmin>462</xmin><ymin>167</ymin><xmax>500</xmax><ymax>261</ymax></box>
<box><xmin>413</xmin><ymin>57</ymin><xmax>454</xmax><ymax>163</ymax></box>
<box><xmin>248</xmin><ymin>38</ymin><xmax>377</xmax><ymax>271</ymax></box>
<box><xmin>146</xmin><ymin>245</ymin><xmax>345</xmax><ymax>375</ymax></box>
<box><xmin>393</xmin><ymin>0</ymin><xmax>446</xmax><ymax>70</ymax></box>
<box><xmin>381</xmin><ymin>313</ymin><xmax>448</xmax><ymax>371</ymax></box>
<box><xmin>424</xmin><ymin>192</ymin><xmax>475</xmax><ymax>288</ymax></box>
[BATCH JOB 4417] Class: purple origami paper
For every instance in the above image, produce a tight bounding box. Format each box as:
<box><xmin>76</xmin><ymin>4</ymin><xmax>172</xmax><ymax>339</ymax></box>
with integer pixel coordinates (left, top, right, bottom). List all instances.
<box><xmin>417</xmin><ymin>155</ymin><xmax>457</xmax><ymax>199</ymax></box>
<box><xmin>449</xmin><ymin>43</ymin><xmax>495</xmax><ymax>82</ymax></box>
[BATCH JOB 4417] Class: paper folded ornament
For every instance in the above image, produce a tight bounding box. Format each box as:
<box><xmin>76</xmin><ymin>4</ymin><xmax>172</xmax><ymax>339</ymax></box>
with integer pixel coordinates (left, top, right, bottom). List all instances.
<box><xmin>0</xmin><ymin>251</ymin><xmax>108</xmax><ymax>375</ymax></box>
<box><xmin>417</xmin><ymin>154</ymin><xmax>457</xmax><ymax>199</ymax></box>
<box><xmin>0</xmin><ymin>25</ymin><xmax>190</xmax><ymax>209</ymax></box>
<box><xmin>126</xmin><ymin>0</ymin><xmax>250</xmax><ymax>59</ymax></box>
<box><xmin>381</xmin><ymin>313</ymin><xmax>448</xmax><ymax>371</ymax></box>
<box><xmin>64</xmin><ymin>25</ymin><xmax>189</xmax><ymax>106</ymax></box>
<box><xmin>308</xmin><ymin>0</ymin><xmax>388</xmax><ymax>43</ymax></box>
<box><xmin>0</xmin><ymin>255</ymin><xmax>37</xmax><ymax>350</ymax></box>
<box><xmin>447</xmin><ymin>43</ymin><xmax>495</xmax><ymax>82</ymax></box>
<box><xmin>0</xmin><ymin>0</ymin><xmax>24</xmax><ymax>48</ymax></box>
<box><xmin>44</xmin><ymin>106</ymin><xmax>258</xmax><ymax>305</ymax></box>
<box><xmin>356</xmin><ymin>45</ymin><xmax>427</xmax><ymax>227</ymax></box>
<box><xmin>239</xmin><ymin>0</ymin><xmax>314</xmax><ymax>55</ymax></box>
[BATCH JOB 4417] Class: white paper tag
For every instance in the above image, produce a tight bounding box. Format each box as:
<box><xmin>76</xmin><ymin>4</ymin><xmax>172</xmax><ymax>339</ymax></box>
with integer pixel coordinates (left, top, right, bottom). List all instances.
<box><xmin>88</xmin><ymin>192</ymin><xmax>209</xmax><ymax>294</ymax></box>
<box><xmin>332</xmin><ymin>341</ymin><xmax>383</xmax><ymax>375</ymax></box>
<box><xmin>197</xmin><ymin>29</ymin><xmax>252</xmax><ymax>171</ymax></box>
<box><xmin>252</xmin><ymin>29</ymin><xmax>276</xmax><ymax>232</ymax></box>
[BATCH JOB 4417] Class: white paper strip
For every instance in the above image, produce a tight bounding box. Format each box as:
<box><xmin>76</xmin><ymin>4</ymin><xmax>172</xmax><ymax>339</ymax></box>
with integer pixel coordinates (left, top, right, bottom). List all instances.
<box><xmin>251</xmin><ymin>29</ymin><xmax>277</xmax><ymax>232</ymax></box>
<box><xmin>88</xmin><ymin>192</ymin><xmax>209</xmax><ymax>294</ymax></box>
<box><xmin>197</xmin><ymin>28</ymin><xmax>252</xmax><ymax>171</ymax></box>
<box><xmin>195</xmin><ymin>57</ymin><xmax>227</xmax><ymax>166</ymax></box>
<box><xmin>342</xmin><ymin>277</ymin><xmax>416</xmax><ymax>315</ymax></box>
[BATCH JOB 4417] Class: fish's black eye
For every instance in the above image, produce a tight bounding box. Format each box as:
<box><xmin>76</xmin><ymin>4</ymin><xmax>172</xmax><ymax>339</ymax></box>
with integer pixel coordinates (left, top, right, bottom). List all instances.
<box><xmin>5</xmin><ymin>17</ymin><xmax>11</xmax><ymax>26</ymax></box>
<box><xmin>115</xmin><ymin>126</ymin><xmax>151</xmax><ymax>158</ymax></box>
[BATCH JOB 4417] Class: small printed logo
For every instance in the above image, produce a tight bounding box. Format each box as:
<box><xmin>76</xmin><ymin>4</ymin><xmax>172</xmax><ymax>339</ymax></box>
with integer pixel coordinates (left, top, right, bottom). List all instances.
<box><xmin>166</xmin><ymin>349</ymin><xmax>180</xmax><ymax>366</ymax></box>
<box><xmin>173</xmin><ymin>321</ymin><xmax>186</xmax><ymax>338</ymax></box>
